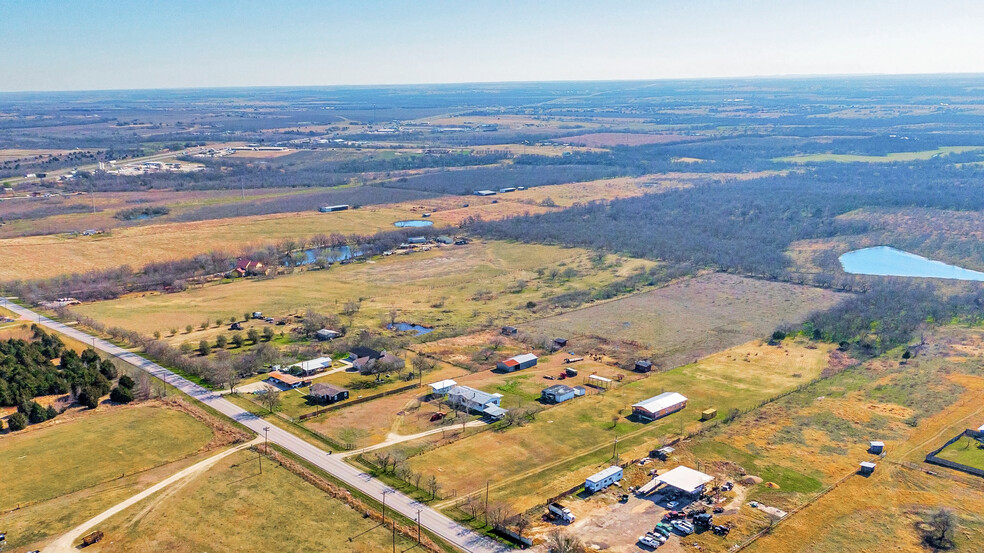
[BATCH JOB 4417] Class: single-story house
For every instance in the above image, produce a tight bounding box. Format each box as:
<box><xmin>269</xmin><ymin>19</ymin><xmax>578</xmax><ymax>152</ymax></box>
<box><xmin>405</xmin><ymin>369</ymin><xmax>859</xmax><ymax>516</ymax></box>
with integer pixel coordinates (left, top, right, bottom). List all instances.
<box><xmin>266</xmin><ymin>371</ymin><xmax>310</xmax><ymax>389</ymax></box>
<box><xmin>541</xmin><ymin>384</ymin><xmax>585</xmax><ymax>404</ymax></box>
<box><xmin>289</xmin><ymin>357</ymin><xmax>333</xmax><ymax>377</ymax></box>
<box><xmin>474</xmin><ymin>190</ymin><xmax>496</xmax><ymax>196</ymax></box>
<box><xmin>501</xmin><ymin>326</ymin><xmax>518</xmax><ymax>336</ymax></box>
<box><xmin>348</xmin><ymin>346</ymin><xmax>382</xmax><ymax>361</ymax></box>
<box><xmin>310</xmin><ymin>383</ymin><xmax>349</xmax><ymax>404</ymax></box>
<box><xmin>429</xmin><ymin>379</ymin><xmax>457</xmax><ymax>396</ymax></box>
<box><xmin>499</xmin><ymin>187</ymin><xmax>516</xmax><ymax>193</ymax></box>
<box><xmin>316</xmin><ymin>328</ymin><xmax>341</xmax><ymax>341</ymax></box>
<box><xmin>585</xmin><ymin>466</ymin><xmax>623</xmax><ymax>493</ymax></box>
<box><xmin>448</xmin><ymin>385</ymin><xmax>505</xmax><ymax>418</ymax></box>
<box><xmin>497</xmin><ymin>353</ymin><xmax>538</xmax><ymax>372</ymax></box>
<box><xmin>632</xmin><ymin>392</ymin><xmax>688</xmax><ymax>421</ymax></box>
<box><xmin>319</xmin><ymin>204</ymin><xmax>350</xmax><ymax>213</ymax></box>
<box><xmin>657</xmin><ymin>466</ymin><xmax>714</xmax><ymax>498</ymax></box>
<box><xmin>634</xmin><ymin>360</ymin><xmax>654</xmax><ymax>373</ymax></box>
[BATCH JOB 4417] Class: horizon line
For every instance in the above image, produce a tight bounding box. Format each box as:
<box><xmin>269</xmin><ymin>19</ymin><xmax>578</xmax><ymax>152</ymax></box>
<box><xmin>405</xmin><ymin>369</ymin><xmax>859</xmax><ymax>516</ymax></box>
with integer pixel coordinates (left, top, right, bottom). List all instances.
<box><xmin>2</xmin><ymin>70</ymin><xmax>983</xmax><ymax>96</ymax></box>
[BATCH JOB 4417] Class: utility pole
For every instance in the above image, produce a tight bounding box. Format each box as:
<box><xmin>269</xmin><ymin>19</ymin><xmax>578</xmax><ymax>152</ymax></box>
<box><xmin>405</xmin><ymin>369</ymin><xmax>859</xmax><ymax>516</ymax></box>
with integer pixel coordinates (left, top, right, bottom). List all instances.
<box><xmin>613</xmin><ymin>435</ymin><xmax>619</xmax><ymax>466</ymax></box>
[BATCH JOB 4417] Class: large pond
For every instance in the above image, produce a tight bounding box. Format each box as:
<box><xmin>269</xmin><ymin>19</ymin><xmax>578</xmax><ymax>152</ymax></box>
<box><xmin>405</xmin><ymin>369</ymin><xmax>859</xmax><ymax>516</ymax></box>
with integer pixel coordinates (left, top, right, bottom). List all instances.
<box><xmin>394</xmin><ymin>220</ymin><xmax>434</xmax><ymax>228</ymax></box>
<box><xmin>839</xmin><ymin>246</ymin><xmax>984</xmax><ymax>281</ymax></box>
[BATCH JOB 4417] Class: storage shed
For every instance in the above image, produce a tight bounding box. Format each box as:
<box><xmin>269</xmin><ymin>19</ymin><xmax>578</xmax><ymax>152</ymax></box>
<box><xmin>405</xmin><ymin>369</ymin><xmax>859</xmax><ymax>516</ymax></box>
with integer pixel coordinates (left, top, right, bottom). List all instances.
<box><xmin>585</xmin><ymin>466</ymin><xmax>623</xmax><ymax>493</ymax></box>
<box><xmin>542</xmin><ymin>384</ymin><xmax>577</xmax><ymax>404</ymax></box>
<box><xmin>868</xmin><ymin>441</ymin><xmax>885</xmax><ymax>454</ymax></box>
<box><xmin>859</xmin><ymin>462</ymin><xmax>877</xmax><ymax>475</ymax></box>
<box><xmin>634</xmin><ymin>360</ymin><xmax>653</xmax><ymax>373</ymax></box>
<box><xmin>632</xmin><ymin>392</ymin><xmax>688</xmax><ymax>421</ymax></box>
<box><xmin>701</xmin><ymin>408</ymin><xmax>718</xmax><ymax>421</ymax></box>
<box><xmin>497</xmin><ymin>353</ymin><xmax>538</xmax><ymax>372</ymax></box>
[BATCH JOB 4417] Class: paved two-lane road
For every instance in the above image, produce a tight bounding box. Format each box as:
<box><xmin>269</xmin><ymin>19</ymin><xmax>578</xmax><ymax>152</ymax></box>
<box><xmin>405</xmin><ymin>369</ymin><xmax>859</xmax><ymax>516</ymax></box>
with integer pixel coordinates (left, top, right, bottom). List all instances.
<box><xmin>3</xmin><ymin>300</ymin><xmax>507</xmax><ymax>553</ymax></box>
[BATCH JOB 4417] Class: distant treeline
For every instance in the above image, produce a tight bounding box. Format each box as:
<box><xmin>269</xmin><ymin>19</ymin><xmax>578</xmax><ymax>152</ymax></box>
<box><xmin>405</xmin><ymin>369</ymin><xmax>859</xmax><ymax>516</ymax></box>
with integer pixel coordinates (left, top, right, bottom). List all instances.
<box><xmin>470</xmin><ymin>163</ymin><xmax>984</xmax><ymax>279</ymax></box>
<box><xmin>2</xmin><ymin>226</ymin><xmax>451</xmax><ymax>304</ymax></box>
<box><xmin>115</xmin><ymin>205</ymin><xmax>170</xmax><ymax>220</ymax></box>
<box><xmin>383</xmin><ymin>164</ymin><xmax>625</xmax><ymax>195</ymax></box>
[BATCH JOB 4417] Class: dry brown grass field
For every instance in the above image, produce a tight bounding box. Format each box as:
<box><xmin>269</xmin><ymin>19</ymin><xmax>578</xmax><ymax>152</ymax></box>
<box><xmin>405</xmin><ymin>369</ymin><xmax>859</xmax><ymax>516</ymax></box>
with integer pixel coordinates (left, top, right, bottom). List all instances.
<box><xmin>74</xmin><ymin>241</ymin><xmax>660</xmax><ymax>339</ymax></box>
<box><xmin>0</xmin><ymin>204</ymin><xmax>413</xmax><ymax>280</ymax></box>
<box><xmin>90</xmin><ymin>449</ymin><xmax>417</xmax><ymax>553</ymax></box>
<box><xmin>528</xmin><ymin>273</ymin><xmax>847</xmax><ymax>369</ymax></box>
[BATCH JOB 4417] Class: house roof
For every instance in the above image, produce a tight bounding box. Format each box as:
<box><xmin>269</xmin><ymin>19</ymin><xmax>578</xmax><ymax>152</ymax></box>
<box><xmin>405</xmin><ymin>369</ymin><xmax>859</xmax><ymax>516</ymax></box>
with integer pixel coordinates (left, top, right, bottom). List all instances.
<box><xmin>268</xmin><ymin>371</ymin><xmax>302</xmax><ymax>386</ymax></box>
<box><xmin>316</xmin><ymin>328</ymin><xmax>340</xmax><ymax>336</ymax></box>
<box><xmin>483</xmin><ymin>405</ymin><xmax>508</xmax><ymax>417</ymax></box>
<box><xmin>657</xmin><ymin>466</ymin><xmax>714</xmax><ymax>493</ymax></box>
<box><xmin>860</xmin><ymin>461</ymin><xmax>877</xmax><ymax>469</ymax></box>
<box><xmin>509</xmin><ymin>353</ymin><xmax>538</xmax><ymax>364</ymax></box>
<box><xmin>310</xmin><ymin>383</ymin><xmax>348</xmax><ymax>397</ymax></box>
<box><xmin>543</xmin><ymin>384</ymin><xmax>575</xmax><ymax>396</ymax></box>
<box><xmin>449</xmin><ymin>385</ymin><xmax>502</xmax><ymax>406</ymax></box>
<box><xmin>869</xmin><ymin>440</ymin><xmax>885</xmax><ymax>447</ymax></box>
<box><xmin>502</xmin><ymin>359</ymin><xmax>519</xmax><ymax>367</ymax></box>
<box><xmin>429</xmin><ymin>379</ymin><xmax>457</xmax><ymax>391</ymax></box>
<box><xmin>586</xmin><ymin>465</ymin><xmax>622</xmax><ymax>484</ymax></box>
<box><xmin>633</xmin><ymin>392</ymin><xmax>688</xmax><ymax>413</ymax></box>
<box><xmin>349</xmin><ymin>346</ymin><xmax>382</xmax><ymax>360</ymax></box>
<box><xmin>290</xmin><ymin>357</ymin><xmax>333</xmax><ymax>373</ymax></box>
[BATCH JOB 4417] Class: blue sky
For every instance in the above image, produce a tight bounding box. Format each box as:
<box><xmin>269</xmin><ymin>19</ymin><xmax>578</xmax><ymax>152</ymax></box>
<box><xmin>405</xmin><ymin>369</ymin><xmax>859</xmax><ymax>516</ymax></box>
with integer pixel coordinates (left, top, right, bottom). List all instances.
<box><xmin>2</xmin><ymin>0</ymin><xmax>983</xmax><ymax>91</ymax></box>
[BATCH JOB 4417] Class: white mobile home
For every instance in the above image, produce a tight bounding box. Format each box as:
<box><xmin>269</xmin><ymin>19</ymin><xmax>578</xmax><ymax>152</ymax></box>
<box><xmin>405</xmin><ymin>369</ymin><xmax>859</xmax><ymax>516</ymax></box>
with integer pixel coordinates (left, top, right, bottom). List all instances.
<box><xmin>585</xmin><ymin>466</ymin><xmax>623</xmax><ymax>493</ymax></box>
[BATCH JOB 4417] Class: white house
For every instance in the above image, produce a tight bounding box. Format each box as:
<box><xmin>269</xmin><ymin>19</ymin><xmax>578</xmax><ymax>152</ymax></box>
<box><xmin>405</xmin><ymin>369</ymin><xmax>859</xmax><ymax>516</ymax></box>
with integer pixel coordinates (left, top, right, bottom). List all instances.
<box><xmin>429</xmin><ymin>379</ymin><xmax>457</xmax><ymax>396</ymax></box>
<box><xmin>289</xmin><ymin>357</ymin><xmax>334</xmax><ymax>376</ymax></box>
<box><xmin>448</xmin><ymin>385</ymin><xmax>506</xmax><ymax>419</ymax></box>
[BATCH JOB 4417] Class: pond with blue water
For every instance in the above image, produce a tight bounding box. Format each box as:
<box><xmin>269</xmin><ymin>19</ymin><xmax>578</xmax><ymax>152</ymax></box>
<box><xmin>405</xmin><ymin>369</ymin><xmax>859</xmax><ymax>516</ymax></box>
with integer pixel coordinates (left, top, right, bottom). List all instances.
<box><xmin>839</xmin><ymin>246</ymin><xmax>984</xmax><ymax>281</ymax></box>
<box><xmin>394</xmin><ymin>220</ymin><xmax>434</xmax><ymax>228</ymax></box>
<box><xmin>387</xmin><ymin>322</ymin><xmax>434</xmax><ymax>336</ymax></box>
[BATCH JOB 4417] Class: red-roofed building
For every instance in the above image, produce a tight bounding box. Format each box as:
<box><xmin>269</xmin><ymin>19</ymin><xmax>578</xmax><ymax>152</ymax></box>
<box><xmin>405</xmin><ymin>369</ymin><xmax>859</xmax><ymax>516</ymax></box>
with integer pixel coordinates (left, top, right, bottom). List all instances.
<box><xmin>234</xmin><ymin>258</ymin><xmax>266</xmax><ymax>277</ymax></box>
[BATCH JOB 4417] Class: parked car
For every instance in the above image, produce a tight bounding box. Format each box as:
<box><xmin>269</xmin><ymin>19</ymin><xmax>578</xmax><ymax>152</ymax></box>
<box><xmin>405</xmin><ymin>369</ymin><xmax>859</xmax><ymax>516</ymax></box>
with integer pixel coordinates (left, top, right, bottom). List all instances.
<box><xmin>713</xmin><ymin>525</ymin><xmax>731</xmax><ymax>536</ymax></box>
<box><xmin>666</xmin><ymin>501</ymin><xmax>678</xmax><ymax>508</ymax></box>
<box><xmin>637</xmin><ymin>534</ymin><xmax>660</xmax><ymax>548</ymax></box>
<box><xmin>670</xmin><ymin>520</ymin><xmax>695</xmax><ymax>535</ymax></box>
<box><xmin>652</xmin><ymin>525</ymin><xmax>672</xmax><ymax>537</ymax></box>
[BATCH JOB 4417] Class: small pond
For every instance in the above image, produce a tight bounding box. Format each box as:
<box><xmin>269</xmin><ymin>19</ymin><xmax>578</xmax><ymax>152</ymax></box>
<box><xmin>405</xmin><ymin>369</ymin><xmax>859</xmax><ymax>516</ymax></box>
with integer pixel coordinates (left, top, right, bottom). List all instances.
<box><xmin>394</xmin><ymin>220</ymin><xmax>434</xmax><ymax>228</ymax></box>
<box><xmin>387</xmin><ymin>322</ymin><xmax>434</xmax><ymax>336</ymax></box>
<box><xmin>839</xmin><ymin>246</ymin><xmax>984</xmax><ymax>281</ymax></box>
<box><xmin>288</xmin><ymin>246</ymin><xmax>360</xmax><ymax>266</ymax></box>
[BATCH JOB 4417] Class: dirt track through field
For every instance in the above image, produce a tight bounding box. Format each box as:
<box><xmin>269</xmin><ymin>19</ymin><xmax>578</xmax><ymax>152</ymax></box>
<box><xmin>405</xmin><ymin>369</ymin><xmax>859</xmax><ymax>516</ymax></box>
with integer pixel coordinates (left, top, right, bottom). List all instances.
<box><xmin>41</xmin><ymin>439</ymin><xmax>258</xmax><ymax>553</ymax></box>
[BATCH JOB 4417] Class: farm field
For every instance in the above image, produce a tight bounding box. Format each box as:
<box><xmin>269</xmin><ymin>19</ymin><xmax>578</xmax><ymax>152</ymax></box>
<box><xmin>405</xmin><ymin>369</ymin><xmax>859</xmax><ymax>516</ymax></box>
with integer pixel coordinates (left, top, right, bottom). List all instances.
<box><xmin>0</xmin><ymin>204</ymin><xmax>414</xmax><ymax>280</ymax></box>
<box><xmin>557</xmin><ymin>132</ymin><xmax>700</xmax><ymax>147</ymax></box>
<box><xmin>0</xmin><ymin>403</ymin><xmax>214</xmax><ymax>512</ymax></box>
<box><xmin>528</xmin><ymin>273</ymin><xmax>847</xmax><ymax>369</ymax></box>
<box><xmin>400</xmin><ymin>337</ymin><xmax>835</xmax><ymax>511</ymax></box>
<box><xmin>73</xmin><ymin>240</ymin><xmax>661</xmax><ymax>338</ymax></box>
<box><xmin>776</xmin><ymin>145</ymin><xmax>984</xmax><ymax>163</ymax></box>
<box><xmin>90</xmin><ymin>449</ymin><xmax>417</xmax><ymax>553</ymax></box>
